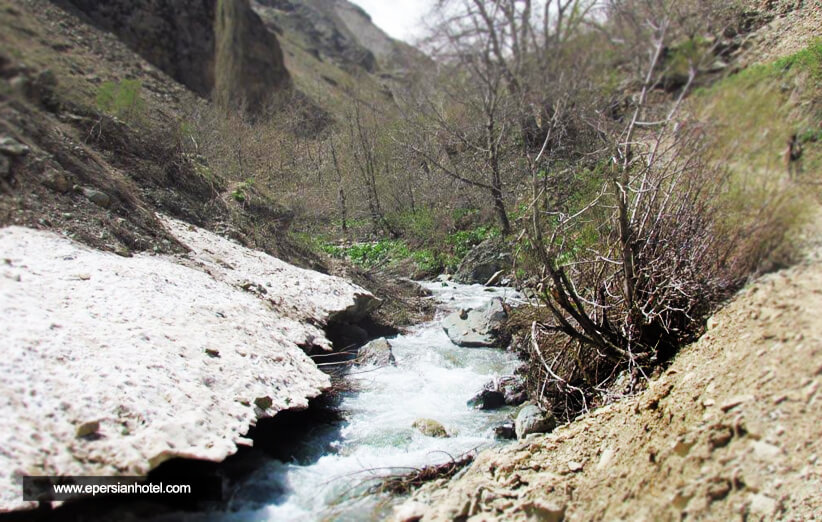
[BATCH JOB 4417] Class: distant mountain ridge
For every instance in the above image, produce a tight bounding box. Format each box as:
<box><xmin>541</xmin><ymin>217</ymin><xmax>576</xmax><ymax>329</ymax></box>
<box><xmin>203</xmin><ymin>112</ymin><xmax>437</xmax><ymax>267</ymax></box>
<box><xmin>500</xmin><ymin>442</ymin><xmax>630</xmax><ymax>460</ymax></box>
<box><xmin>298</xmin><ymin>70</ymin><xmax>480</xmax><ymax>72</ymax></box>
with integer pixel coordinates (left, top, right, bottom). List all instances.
<box><xmin>253</xmin><ymin>0</ymin><xmax>425</xmax><ymax>74</ymax></box>
<box><xmin>50</xmin><ymin>0</ymin><xmax>424</xmax><ymax>114</ymax></box>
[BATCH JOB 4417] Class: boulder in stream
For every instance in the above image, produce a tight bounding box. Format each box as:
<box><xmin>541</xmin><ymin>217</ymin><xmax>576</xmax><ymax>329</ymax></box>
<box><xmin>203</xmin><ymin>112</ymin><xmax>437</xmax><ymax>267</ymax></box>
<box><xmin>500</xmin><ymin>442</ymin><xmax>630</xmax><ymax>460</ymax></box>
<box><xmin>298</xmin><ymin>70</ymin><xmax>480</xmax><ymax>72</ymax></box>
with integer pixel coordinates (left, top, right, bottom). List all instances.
<box><xmin>493</xmin><ymin>422</ymin><xmax>517</xmax><ymax>440</ymax></box>
<box><xmin>468</xmin><ymin>375</ymin><xmax>527</xmax><ymax>409</ymax></box>
<box><xmin>357</xmin><ymin>338</ymin><xmax>396</xmax><ymax>367</ymax></box>
<box><xmin>467</xmin><ymin>389</ymin><xmax>506</xmax><ymax>410</ymax></box>
<box><xmin>412</xmin><ymin>418</ymin><xmax>449</xmax><ymax>438</ymax></box>
<box><xmin>442</xmin><ymin>297</ymin><xmax>507</xmax><ymax>347</ymax></box>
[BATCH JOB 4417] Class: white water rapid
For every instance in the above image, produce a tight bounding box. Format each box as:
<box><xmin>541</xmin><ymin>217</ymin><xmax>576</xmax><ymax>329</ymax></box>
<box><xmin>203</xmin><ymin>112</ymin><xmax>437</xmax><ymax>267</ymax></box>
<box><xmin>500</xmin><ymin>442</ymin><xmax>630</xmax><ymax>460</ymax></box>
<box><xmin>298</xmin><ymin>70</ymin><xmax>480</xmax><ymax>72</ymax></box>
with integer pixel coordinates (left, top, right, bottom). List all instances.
<box><xmin>197</xmin><ymin>281</ymin><xmax>524</xmax><ymax>521</ymax></box>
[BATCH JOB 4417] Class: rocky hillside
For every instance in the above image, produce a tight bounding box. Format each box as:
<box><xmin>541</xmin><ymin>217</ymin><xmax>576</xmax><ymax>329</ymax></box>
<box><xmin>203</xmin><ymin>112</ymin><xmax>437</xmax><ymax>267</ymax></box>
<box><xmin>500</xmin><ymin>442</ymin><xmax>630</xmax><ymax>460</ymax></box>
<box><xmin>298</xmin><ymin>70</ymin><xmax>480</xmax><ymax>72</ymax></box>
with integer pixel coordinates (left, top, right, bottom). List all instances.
<box><xmin>253</xmin><ymin>0</ymin><xmax>423</xmax><ymax>74</ymax></box>
<box><xmin>53</xmin><ymin>0</ymin><xmax>291</xmax><ymax>113</ymax></box>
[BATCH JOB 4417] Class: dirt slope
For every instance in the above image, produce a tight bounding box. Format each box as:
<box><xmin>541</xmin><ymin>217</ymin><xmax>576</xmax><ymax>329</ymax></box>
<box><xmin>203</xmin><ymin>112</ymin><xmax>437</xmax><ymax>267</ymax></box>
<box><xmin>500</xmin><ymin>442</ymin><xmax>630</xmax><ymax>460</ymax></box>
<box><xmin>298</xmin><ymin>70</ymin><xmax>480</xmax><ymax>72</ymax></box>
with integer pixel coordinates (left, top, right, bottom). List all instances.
<box><xmin>400</xmin><ymin>213</ymin><xmax>822</xmax><ymax>520</ymax></box>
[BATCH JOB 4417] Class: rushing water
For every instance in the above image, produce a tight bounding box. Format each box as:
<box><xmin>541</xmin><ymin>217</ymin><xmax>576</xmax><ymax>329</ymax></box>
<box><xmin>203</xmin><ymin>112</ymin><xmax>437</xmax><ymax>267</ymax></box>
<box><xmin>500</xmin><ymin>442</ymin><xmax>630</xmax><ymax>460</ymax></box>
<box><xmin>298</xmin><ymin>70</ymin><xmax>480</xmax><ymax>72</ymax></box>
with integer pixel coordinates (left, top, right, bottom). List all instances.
<box><xmin>201</xmin><ymin>281</ymin><xmax>523</xmax><ymax>521</ymax></box>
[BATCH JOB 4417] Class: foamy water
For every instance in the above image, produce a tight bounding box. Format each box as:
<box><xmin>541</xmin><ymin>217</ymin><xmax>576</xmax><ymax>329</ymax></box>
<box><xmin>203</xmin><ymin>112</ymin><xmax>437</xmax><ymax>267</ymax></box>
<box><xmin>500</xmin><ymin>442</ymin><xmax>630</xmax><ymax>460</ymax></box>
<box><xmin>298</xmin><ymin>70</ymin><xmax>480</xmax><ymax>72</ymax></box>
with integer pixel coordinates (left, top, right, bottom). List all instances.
<box><xmin>200</xmin><ymin>282</ymin><xmax>523</xmax><ymax>521</ymax></box>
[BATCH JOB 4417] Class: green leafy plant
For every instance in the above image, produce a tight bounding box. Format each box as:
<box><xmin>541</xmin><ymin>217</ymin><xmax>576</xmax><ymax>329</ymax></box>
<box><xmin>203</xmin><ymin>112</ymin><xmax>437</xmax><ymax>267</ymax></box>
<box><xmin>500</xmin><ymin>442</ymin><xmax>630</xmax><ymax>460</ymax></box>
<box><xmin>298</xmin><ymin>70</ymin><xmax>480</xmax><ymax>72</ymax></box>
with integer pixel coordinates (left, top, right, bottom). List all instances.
<box><xmin>231</xmin><ymin>178</ymin><xmax>254</xmax><ymax>203</ymax></box>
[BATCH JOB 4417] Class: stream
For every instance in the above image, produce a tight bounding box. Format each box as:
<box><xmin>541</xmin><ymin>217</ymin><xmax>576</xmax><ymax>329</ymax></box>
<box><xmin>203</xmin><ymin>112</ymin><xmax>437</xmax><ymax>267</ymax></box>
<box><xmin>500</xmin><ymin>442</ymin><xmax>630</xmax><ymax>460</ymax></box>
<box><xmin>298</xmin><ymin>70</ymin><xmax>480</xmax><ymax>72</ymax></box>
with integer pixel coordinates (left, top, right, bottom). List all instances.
<box><xmin>202</xmin><ymin>281</ymin><xmax>523</xmax><ymax>521</ymax></box>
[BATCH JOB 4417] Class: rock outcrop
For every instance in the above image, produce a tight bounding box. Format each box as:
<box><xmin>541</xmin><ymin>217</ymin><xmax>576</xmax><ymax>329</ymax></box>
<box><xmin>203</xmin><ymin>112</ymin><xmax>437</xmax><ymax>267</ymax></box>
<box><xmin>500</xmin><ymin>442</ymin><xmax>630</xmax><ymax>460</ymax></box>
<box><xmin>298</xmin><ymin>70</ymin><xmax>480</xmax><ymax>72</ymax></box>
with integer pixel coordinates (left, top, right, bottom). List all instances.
<box><xmin>253</xmin><ymin>0</ymin><xmax>425</xmax><ymax>73</ymax></box>
<box><xmin>214</xmin><ymin>0</ymin><xmax>292</xmax><ymax>112</ymax></box>
<box><xmin>442</xmin><ymin>297</ymin><xmax>507</xmax><ymax>347</ymax></box>
<box><xmin>453</xmin><ymin>238</ymin><xmax>513</xmax><ymax>285</ymax></box>
<box><xmin>0</xmin><ymin>216</ymin><xmax>378</xmax><ymax>513</ymax></box>
<box><xmin>55</xmin><ymin>0</ymin><xmax>291</xmax><ymax>110</ymax></box>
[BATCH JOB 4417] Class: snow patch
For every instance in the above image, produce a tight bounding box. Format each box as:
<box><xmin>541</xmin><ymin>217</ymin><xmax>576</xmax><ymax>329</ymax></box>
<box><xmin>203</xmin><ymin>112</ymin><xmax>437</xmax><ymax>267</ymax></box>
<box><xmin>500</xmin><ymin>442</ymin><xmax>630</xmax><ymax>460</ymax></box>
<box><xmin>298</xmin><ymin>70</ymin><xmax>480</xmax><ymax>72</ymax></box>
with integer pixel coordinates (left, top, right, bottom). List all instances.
<box><xmin>0</xmin><ymin>217</ymin><xmax>377</xmax><ymax>512</ymax></box>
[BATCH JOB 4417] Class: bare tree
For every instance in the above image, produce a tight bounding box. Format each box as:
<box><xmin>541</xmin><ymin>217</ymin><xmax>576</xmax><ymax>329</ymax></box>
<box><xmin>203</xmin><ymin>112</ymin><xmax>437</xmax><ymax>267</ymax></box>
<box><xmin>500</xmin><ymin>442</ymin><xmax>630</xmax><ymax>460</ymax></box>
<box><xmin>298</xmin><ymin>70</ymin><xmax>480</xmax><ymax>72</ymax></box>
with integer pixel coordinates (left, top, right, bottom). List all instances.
<box><xmin>345</xmin><ymin>99</ymin><xmax>399</xmax><ymax>237</ymax></box>
<box><xmin>521</xmin><ymin>0</ymin><xmax>753</xmax><ymax>416</ymax></box>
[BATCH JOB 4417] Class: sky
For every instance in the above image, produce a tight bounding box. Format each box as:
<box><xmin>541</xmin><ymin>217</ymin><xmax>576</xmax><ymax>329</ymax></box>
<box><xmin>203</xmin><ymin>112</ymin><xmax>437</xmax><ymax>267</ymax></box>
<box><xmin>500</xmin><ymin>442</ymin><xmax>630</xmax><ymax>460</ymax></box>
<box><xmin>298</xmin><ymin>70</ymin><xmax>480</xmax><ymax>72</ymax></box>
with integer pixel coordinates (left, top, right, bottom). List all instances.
<box><xmin>349</xmin><ymin>0</ymin><xmax>435</xmax><ymax>43</ymax></box>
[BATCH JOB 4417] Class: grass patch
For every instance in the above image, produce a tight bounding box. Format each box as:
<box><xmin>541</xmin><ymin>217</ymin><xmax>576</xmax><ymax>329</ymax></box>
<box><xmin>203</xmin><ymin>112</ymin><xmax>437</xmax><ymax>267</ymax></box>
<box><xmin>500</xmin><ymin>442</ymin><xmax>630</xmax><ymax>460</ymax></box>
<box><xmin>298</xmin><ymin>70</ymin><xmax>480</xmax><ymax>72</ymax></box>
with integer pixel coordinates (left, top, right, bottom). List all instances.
<box><xmin>96</xmin><ymin>79</ymin><xmax>146</xmax><ymax>124</ymax></box>
<box><xmin>690</xmin><ymin>41</ymin><xmax>822</xmax><ymax>268</ymax></box>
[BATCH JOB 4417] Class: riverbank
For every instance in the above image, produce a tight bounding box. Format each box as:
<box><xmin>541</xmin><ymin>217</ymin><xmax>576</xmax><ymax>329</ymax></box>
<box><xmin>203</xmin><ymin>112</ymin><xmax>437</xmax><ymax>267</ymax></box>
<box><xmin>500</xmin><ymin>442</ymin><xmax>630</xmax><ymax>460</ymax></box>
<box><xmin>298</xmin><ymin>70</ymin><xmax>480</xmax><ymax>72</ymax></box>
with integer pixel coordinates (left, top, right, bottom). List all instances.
<box><xmin>398</xmin><ymin>216</ymin><xmax>822</xmax><ymax>521</ymax></box>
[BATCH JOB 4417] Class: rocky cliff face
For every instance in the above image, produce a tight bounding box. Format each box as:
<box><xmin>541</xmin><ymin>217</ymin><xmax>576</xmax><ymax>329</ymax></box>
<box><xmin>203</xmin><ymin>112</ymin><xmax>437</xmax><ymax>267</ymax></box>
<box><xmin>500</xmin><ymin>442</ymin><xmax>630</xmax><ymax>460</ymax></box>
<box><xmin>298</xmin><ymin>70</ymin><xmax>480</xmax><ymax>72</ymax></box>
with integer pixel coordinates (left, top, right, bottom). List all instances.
<box><xmin>253</xmin><ymin>0</ymin><xmax>423</xmax><ymax>74</ymax></box>
<box><xmin>214</xmin><ymin>0</ymin><xmax>291</xmax><ymax>112</ymax></box>
<box><xmin>54</xmin><ymin>0</ymin><xmax>290</xmax><ymax>110</ymax></box>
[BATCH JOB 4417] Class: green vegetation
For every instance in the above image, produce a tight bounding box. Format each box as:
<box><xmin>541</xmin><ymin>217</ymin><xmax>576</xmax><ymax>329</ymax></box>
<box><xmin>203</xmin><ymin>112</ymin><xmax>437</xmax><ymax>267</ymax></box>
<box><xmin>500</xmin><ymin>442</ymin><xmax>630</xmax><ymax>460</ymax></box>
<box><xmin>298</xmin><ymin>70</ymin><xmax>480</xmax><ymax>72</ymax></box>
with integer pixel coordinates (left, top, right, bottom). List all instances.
<box><xmin>230</xmin><ymin>179</ymin><xmax>254</xmax><ymax>203</ymax></box>
<box><xmin>691</xmin><ymin>42</ymin><xmax>821</xmax><ymax>261</ymax></box>
<box><xmin>95</xmin><ymin>79</ymin><xmax>146</xmax><ymax>123</ymax></box>
<box><xmin>447</xmin><ymin>226</ymin><xmax>499</xmax><ymax>261</ymax></box>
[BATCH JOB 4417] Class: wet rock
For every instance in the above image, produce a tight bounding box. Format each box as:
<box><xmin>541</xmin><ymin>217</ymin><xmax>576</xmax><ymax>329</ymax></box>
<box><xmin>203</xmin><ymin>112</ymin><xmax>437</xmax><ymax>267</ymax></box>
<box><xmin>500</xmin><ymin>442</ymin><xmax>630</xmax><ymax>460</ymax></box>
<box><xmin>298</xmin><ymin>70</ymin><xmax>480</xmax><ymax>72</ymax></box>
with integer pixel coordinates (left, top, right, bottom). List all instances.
<box><xmin>357</xmin><ymin>338</ymin><xmax>396</xmax><ymax>367</ymax></box>
<box><xmin>442</xmin><ymin>297</ymin><xmax>507</xmax><ymax>347</ymax></box>
<box><xmin>467</xmin><ymin>389</ymin><xmax>505</xmax><ymax>410</ymax></box>
<box><xmin>493</xmin><ymin>422</ymin><xmax>516</xmax><ymax>440</ymax></box>
<box><xmin>500</xmin><ymin>375</ymin><xmax>527</xmax><ymax>406</ymax></box>
<box><xmin>515</xmin><ymin>403</ymin><xmax>556</xmax><ymax>439</ymax></box>
<box><xmin>453</xmin><ymin>238</ymin><xmax>512</xmax><ymax>285</ymax></box>
<box><xmin>412</xmin><ymin>418</ymin><xmax>449</xmax><ymax>438</ymax></box>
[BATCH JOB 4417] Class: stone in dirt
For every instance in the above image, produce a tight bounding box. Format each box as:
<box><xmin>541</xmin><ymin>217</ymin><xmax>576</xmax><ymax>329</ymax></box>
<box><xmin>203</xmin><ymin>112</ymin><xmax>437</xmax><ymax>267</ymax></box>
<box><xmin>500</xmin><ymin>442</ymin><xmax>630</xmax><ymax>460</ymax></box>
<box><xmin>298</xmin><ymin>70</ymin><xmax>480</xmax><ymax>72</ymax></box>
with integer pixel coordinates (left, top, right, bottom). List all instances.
<box><xmin>357</xmin><ymin>337</ymin><xmax>396</xmax><ymax>367</ymax></box>
<box><xmin>515</xmin><ymin>403</ymin><xmax>556</xmax><ymax>439</ymax></box>
<box><xmin>0</xmin><ymin>136</ymin><xmax>30</xmax><ymax>157</ymax></box>
<box><xmin>0</xmin><ymin>216</ymin><xmax>379</xmax><ymax>513</ymax></box>
<box><xmin>81</xmin><ymin>187</ymin><xmax>112</xmax><ymax>208</ymax></box>
<box><xmin>412</xmin><ymin>418</ymin><xmax>449</xmax><ymax>438</ymax></box>
<box><xmin>41</xmin><ymin>169</ymin><xmax>71</xmax><ymax>193</ymax></box>
<box><xmin>442</xmin><ymin>297</ymin><xmax>507</xmax><ymax>347</ymax></box>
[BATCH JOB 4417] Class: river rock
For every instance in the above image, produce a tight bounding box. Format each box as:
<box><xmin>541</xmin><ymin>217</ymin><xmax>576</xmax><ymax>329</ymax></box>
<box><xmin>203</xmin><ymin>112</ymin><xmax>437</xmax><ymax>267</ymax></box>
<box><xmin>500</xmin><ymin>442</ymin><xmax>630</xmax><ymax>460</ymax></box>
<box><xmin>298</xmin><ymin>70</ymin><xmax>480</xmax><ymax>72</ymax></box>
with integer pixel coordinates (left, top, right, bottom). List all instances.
<box><xmin>357</xmin><ymin>338</ymin><xmax>396</xmax><ymax>367</ymax></box>
<box><xmin>501</xmin><ymin>374</ymin><xmax>528</xmax><ymax>405</ymax></box>
<box><xmin>453</xmin><ymin>238</ymin><xmax>512</xmax><ymax>284</ymax></box>
<box><xmin>412</xmin><ymin>418</ymin><xmax>449</xmax><ymax>438</ymax></box>
<box><xmin>515</xmin><ymin>403</ymin><xmax>556</xmax><ymax>439</ymax></box>
<box><xmin>442</xmin><ymin>297</ymin><xmax>507</xmax><ymax>347</ymax></box>
<box><xmin>493</xmin><ymin>422</ymin><xmax>516</xmax><ymax>440</ymax></box>
<box><xmin>467</xmin><ymin>389</ymin><xmax>506</xmax><ymax>410</ymax></box>
<box><xmin>469</xmin><ymin>375</ymin><xmax>527</xmax><ymax>408</ymax></box>
<box><xmin>0</xmin><ymin>216</ymin><xmax>379</xmax><ymax>512</ymax></box>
